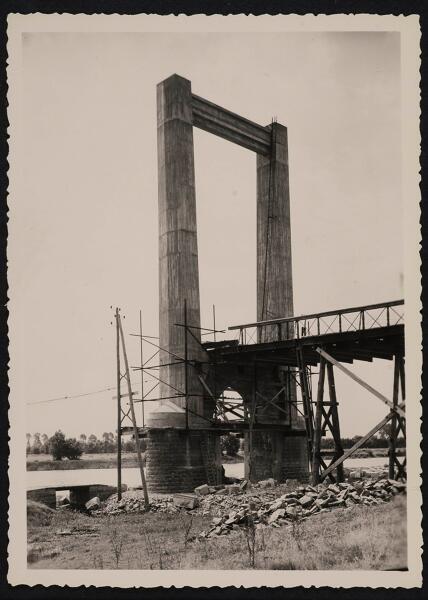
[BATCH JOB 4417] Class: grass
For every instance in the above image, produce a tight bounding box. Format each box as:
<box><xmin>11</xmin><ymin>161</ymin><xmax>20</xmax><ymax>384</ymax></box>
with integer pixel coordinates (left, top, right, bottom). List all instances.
<box><xmin>27</xmin><ymin>495</ymin><xmax>407</xmax><ymax>570</ymax></box>
<box><xmin>26</xmin><ymin>453</ymin><xmax>140</xmax><ymax>471</ymax></box>
<box><xmin>27</xmin><ymin>500</ymin><xmax>55</xmax><ymax>527</ymax></box>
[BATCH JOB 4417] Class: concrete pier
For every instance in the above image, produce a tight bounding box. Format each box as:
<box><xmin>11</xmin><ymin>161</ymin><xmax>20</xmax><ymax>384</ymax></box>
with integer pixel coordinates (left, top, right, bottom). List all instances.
<box><xmin>247</xmin><ymin>121</ymin><xmax>308</xmax><ymax>482</ymax></box>
<box><xmin>146</xmin><ymin>75</ymin><xmax>221</xmax><ymax>492</ymax></box>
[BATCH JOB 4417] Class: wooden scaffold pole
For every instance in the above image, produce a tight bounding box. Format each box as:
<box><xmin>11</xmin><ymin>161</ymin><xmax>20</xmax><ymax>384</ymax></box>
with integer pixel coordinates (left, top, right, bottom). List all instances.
<box><xmin>117</xmin><ymin>310</ymin><xmax>150</xmax><ymax>510</ymax></box>
<box><xmin>116</xmin><ymin>308</ymin><xmax>122</xmax><ymax>501</ymax></box>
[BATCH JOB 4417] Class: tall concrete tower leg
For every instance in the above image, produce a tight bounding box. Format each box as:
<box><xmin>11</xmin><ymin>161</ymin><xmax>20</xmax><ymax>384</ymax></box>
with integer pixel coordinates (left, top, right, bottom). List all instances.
<box><xmin>257</xmin><ymin>123</ymin><xmax>293</xmax><ymax>329</ymax></box>
<box><xmin>156</xmin><ymin>74</ymin><xmax>204</xmax><ymax>422</ymax></box>
<box><xmin>146</xmin><ymin>74</ymin><xmax>222</xmax><ymax>491</ymax></box>
<box><xmin>244</xmin><ymin>122</ymin><xmax>308</xmax><ymax>482</ymax></box>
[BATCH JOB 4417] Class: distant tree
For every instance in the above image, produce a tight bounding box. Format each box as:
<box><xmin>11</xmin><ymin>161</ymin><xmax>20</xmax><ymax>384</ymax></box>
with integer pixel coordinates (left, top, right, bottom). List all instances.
<box><xmin>41</xmin><ymin>434</ymin><xmax>49</xmax><ymax>454</ymax></box>
<box><xmin>26</xmin><ymin>433</ymin><xmax>31</xmax><ymax>455</ymax></box>
<box><xmin>377</xmin><ymin>424</ymin><xmax>392</xmax><ymax>442</ymax></box>
<box><xmin>86</xmin><ymin>434</ymin><xmax>99</xmax><ymax>454</ymax></box>
<box><xmin>220</xmin><ymin>434</ymin><xmax>240</xmax><ymax>456</ymax></box>
<box><xmin>49</xmin><ymin>431</ymin><xmax>67</xmax><ymax>460</ymax></box>
<box><xmin>79</xmin><ymin>434</ymin><xmax>87</xmax><ymax>448</ymax></box>
<box><xmin>49</xmin><ymin>430</ymin><xmax>83</xmax><ymax>461</ymax></box>
<box><xmin>65</xmin><ymin>437</ymin><xmax>83</xmax><ymax>460</ymax></box>
<box><xmin>32</xmin><ymin>432</ymin><xmax>42</xmax><ymax>454</ymax></box>
<box><xmin>103</xmin><ymin>432</ymin><xmax>115</xmax><ymax>452</ymax></box>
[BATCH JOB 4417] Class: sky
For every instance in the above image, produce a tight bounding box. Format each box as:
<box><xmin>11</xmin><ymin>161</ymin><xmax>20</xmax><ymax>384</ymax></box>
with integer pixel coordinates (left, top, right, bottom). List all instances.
<box><xmin>9</xmin><ymin>31</ymin><xmax>403</xmax><ymax>438</ymax></box>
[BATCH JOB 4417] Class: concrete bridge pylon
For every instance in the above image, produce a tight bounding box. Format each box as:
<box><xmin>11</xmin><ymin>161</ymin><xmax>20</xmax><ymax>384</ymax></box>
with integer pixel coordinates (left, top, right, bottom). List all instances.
<box><xmin>145</xmin><ymin>74</ymin><xmax>309</xmax><ymax>492</ymax></box>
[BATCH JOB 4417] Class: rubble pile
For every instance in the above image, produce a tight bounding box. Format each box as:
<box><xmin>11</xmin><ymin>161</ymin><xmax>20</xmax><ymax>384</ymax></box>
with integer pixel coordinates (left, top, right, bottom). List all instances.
<box><xmin>94</xmin><ymin>492</ymin><xmax>181</xmax><ymax>516</ymax></box>
<box><xmin>90</xmin><ymin>477</ymin><xmax>406</xmax><ymax>538</ymax></box>
<box><xmin>198</xmin><ymin>478</ymin><xmax>406</xmax><ymax>538</ymax></box>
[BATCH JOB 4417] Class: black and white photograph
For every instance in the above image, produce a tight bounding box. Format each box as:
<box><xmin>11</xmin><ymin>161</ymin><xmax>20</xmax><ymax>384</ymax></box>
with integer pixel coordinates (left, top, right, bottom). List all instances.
<box><xmin>6</xmin><ymin>13</ymin><xmax>422</xmax><ymax>588</ymax></box>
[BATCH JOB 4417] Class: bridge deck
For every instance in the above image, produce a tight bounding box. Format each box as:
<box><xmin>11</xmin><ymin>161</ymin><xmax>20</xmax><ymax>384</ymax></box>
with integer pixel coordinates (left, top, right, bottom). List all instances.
<box><xmin>203</xmin><ymin>299</ymin><xmax>404</xmax><ymax>367</ymax></box>
<box><xmin>204</xmin><ymin>324</ymin><xmax>404</xmax><ymax>367</ymax></box>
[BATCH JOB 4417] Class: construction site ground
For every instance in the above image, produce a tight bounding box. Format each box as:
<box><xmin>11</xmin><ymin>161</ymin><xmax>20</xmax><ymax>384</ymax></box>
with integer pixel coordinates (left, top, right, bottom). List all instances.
<box><xmin>27</xmin><ymin>475</ymin><xmax>407</xmax><ymax>570</ymax></box>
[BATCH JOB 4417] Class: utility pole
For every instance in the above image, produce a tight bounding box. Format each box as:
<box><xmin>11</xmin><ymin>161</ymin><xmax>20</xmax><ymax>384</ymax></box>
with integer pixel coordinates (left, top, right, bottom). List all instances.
<box><xmin>213</xmin><ymin>304</ymin><xmax>216</xmax><ymax>343</ymax></box>
<box><xmin>116</xmin><ymin>308</ymin><xmax>122</xmax><ymax>501</ymax></box>
<box><xmin>117</xmin><ymin>311</ymin><xmax>150</xmax><ymax>509</ymax></box>
<box><xmin>139</xmin><ymin>309</ymin><xmax>145</xmax><ymax>427</ymax></box>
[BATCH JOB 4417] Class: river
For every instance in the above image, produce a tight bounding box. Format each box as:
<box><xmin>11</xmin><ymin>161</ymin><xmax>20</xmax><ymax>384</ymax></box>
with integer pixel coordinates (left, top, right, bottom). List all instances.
<box><xmin>27</xmin><ymin>456</ymin><xmax>389</xmax><ymax>491</ymax></box>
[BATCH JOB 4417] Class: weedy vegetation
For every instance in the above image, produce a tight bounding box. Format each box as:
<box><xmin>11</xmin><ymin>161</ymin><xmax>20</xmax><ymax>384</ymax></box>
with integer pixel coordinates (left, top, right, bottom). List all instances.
<box><xmin>27</xmin><ymin>495</ymin><xmax>407</xmax><ymax>570</ymax></box>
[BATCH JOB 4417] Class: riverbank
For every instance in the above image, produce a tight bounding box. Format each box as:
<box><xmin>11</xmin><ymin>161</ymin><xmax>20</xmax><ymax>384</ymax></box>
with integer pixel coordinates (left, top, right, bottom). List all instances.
<box><xmin>26</xmin><ymin>448</ymin><xmax>397</xmax><ymax>472</ymax></box>
<box><xmin>26</xmin><ymin>452</ymin><xmax>245</xmax><ymax>472</ymax></box>
<box><xmin>27</xmin><ymin>453</ymin><xmax>141</xmax><ymax>471</ymax></box>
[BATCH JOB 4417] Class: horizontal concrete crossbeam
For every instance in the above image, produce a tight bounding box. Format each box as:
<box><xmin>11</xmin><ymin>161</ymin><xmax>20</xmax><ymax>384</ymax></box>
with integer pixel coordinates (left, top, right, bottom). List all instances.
<box><xmin>191</xmin><ymin>94</ymin><xmax>272</xmax><ymax>155</ymax></box>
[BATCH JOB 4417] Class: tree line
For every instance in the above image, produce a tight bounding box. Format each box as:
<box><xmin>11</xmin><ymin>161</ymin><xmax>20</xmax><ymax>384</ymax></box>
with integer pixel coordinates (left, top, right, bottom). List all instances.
<box><xmin>26</xmin><ymin>424</ymin><xmax>403</xmax><ymax>462</ymax></box>
<box><xmin>26</xmin><ymin>431</ymin><xmax>144</xmax><ymax>457</ymax></box>
<box><xmin>320</xmin><ymin>424</ymin><xmax>405</xmax><ymax>449</ymax></box>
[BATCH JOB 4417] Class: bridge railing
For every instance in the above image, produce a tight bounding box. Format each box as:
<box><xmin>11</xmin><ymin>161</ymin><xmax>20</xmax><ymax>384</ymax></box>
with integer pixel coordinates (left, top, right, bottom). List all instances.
<box><xmin>228</xmin><ymin>299</ymin><xmax>404</xmax><ymax>345</ymax></box>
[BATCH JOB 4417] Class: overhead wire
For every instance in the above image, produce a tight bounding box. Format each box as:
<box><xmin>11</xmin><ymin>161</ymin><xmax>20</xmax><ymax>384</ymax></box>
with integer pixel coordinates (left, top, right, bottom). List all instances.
<box><xmin>26</xmin><ymin>378</ymin><xmax>144</xmax><ymax>406</ymax></box>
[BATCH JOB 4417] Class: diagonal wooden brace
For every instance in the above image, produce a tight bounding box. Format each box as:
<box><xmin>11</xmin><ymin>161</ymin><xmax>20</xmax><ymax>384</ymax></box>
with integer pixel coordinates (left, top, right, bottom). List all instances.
<box><xmin>320</xmin><ymin>412</ymin><xmax>395</xmax><ymax>480</ymax></box>
<box><xmin>316</xmin><ymin>347</ymin><xmax>405</xmax><ymax>418</ymax></box>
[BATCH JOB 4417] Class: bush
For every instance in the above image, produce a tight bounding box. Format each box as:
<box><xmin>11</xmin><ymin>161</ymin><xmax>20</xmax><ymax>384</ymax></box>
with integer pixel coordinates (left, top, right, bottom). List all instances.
<box><xmin>220</xmin><ymin>434</ymin><xmax>240</xmax><ymax>456</ymax></box>
<box><xmin>65</xmin><ymin>438</ymin><xmax>83</xmax><ymax>460</ymax></box>
<box><xmin>49</xmin><ymin>431</ymin><xmax>83</xmax><ymax>461</ymax></box>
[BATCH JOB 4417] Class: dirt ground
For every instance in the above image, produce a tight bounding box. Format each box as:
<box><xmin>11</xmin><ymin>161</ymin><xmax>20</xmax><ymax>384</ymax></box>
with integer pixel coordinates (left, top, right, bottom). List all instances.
<box><xmin>27</xmin><ymin>493</ymin><xmax>407</xmax><ymax>570</ymax></box>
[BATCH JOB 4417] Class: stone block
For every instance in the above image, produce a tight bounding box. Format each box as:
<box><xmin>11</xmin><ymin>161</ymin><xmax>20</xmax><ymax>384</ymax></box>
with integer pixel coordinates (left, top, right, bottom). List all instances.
<box><xmin>268</xmin><ymin>508</ymin><xmax>285</xmax><ymax>524</ymax></box>
<box><xmin>194</xmin><ymin>484</ymin><xmax>210</xmax><ymax>496</ymax></box>
<box><xmin>173</xmin><ymin>494</ymin><xmax>199</xmax><ymax>509</ymax></box>
<box><xmin>315</xmin><ymin>497</ymin><xmax>330</xmax><ymax>508</ymax></box>
<box><xmin>388</xmin><ymin>479</ymin><xmax>406</xmax><ymax>491</ymax></box>
<box><xmin>258</xmin><ymin>478</ymin><xmax>277</xmax><ymax>488</ymax></box>
<box><xmin>85</xmin><ymin>496</ymin><xmax>101</xmax><ymax>511</ymax></box>
<box><xmin>327</xmin><ymin>484</ymin><xmax>340</xmax><ymax>494</ymax></box>
<box><xmin>269</xmin><ymin>497</ymin><xmax>286</xmax><ymax>512</ymax></box>
<box><xmin>226</xmin><ymin>484</ymin><xmax>240</xmax><ymax>495</ymax></box>
<box><xmin>299</xmin><ymin>494</ymin><xmax>314</xmax><ymax>508</ymax></box>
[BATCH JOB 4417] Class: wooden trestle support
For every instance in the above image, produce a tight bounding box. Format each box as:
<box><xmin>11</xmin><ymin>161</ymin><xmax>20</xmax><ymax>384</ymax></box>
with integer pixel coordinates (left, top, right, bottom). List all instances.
<box><xmin>302</xmin><ymin>348</ymin><xmax>406</xmax><ymax>485</ymax></box>
<box><xmin>308</xmin><ymin>356</ymin><xmax>345</xmax><ymax>484</ymax></box>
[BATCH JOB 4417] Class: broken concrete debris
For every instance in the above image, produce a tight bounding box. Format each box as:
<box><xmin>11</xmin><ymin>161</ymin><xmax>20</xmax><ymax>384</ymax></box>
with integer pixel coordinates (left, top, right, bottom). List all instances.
<box><xmin>257</xmin><ymin>478</ymin><xmax>277</xmax><ymax>489</ymax></box>
<box><xmin>198</xmin><ymin>478</ymin><xmax>406</xmax><ymax>539</ymax></box>
<box><xmin>172</xmin><ymin>494</ymin><xmax>199</xmax><ymax>509</ymax></box>
<box><xmin>91</xmin><ymin>476</ymin><xmax>406</xmax><ymax>542</ymax></box>
<box><xmin>194</xmin><ymin>484</ymin><xmax>210</xmax><ymax>496</ymax></box>
<box><xmin>85</xmin><ymin>496</ymin><xmax>101</xmax><ymax>511</ymax></box>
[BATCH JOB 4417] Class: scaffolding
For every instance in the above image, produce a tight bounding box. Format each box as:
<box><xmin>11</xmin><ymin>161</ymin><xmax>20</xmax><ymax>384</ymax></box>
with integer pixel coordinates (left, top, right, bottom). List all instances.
<box><xmin>115</xmin><ymin>298</ymin><xmax>406</xmax><ymax>493</ymax></box>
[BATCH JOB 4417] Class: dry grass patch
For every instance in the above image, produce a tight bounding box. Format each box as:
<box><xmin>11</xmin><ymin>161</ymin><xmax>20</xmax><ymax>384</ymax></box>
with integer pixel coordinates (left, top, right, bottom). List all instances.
<box><xmin>28</xmin><ymin>495</ymin><xmax>407</xmax><ymax>570</ymax></box>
